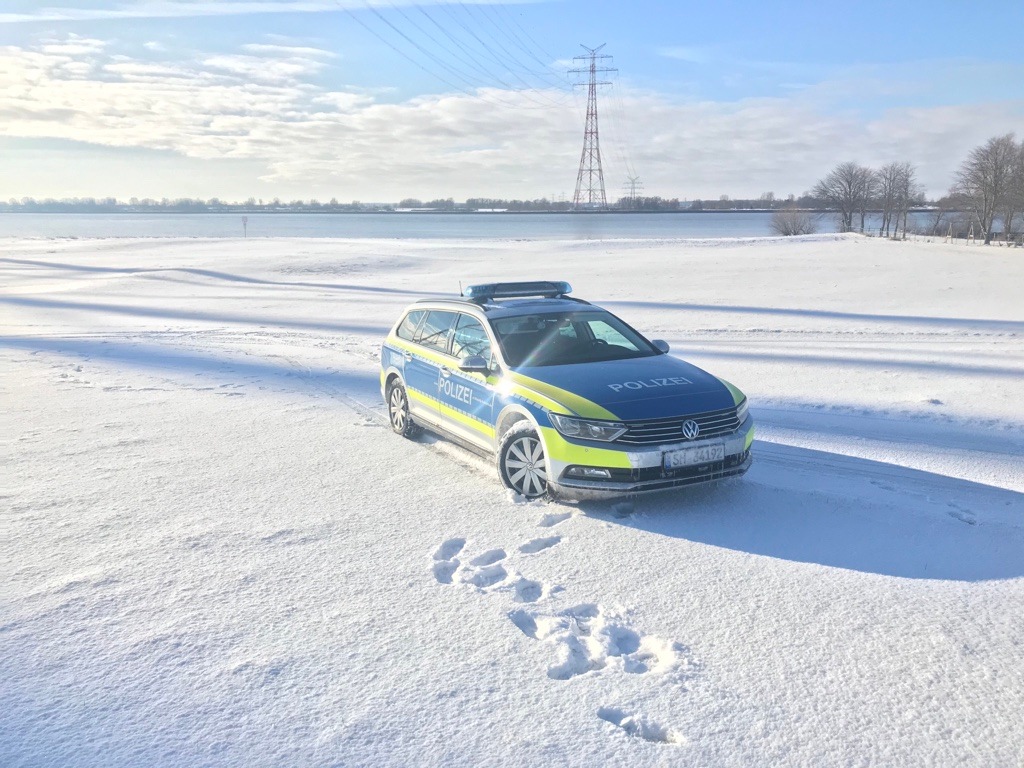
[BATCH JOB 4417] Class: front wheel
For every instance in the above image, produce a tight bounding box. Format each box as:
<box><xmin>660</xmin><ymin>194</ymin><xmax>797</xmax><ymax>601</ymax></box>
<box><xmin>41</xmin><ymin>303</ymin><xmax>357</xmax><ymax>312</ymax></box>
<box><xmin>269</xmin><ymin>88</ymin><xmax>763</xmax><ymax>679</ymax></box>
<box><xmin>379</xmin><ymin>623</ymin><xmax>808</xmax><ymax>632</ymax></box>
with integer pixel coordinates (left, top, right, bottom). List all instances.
<box><xmin>387</xmin><ymin>380</ymin><xmax>420</xmax><ymax>438</ymax></box>
<box><xmin>498</xmin><ymin>422</ymin><xmax>549</xmax><ymax>499</ymax></box>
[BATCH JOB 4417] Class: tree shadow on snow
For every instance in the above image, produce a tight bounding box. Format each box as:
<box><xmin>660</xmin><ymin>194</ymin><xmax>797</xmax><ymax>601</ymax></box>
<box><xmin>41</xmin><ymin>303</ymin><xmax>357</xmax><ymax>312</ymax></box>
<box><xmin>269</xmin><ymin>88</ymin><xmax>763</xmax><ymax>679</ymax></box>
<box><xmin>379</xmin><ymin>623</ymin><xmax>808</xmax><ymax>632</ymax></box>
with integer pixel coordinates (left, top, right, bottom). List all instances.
<box><xmin>0</xmin><ymin>257</ymin><xmax>435</xmax><ymax>297</ymax></box>
<box><xmin>602</xmin><ymin>299</ymin><xmax>1024</xmax><ymax>334</ymax></box>
<box><xmin>0</xmin><ymin>296</ymin><xmax>389</xmax><ymax>337</ymax></box>
<box><xmin>0</xmin><ymin>335</ymin><xmax>380</xmax><ymax>399</ymax></box>
<box><xmin>576</xmin><ymin>441</ymin><xmax>1024</xmax><ymax>582</ymax></box>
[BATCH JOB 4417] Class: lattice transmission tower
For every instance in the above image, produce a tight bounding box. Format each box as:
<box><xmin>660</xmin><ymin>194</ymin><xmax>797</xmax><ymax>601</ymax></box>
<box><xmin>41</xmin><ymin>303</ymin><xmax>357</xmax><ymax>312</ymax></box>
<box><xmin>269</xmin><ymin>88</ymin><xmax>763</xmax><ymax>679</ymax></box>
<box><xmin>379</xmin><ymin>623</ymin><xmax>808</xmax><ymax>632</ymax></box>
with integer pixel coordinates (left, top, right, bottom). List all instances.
<box><xmin>570</xmin><ymin>44</ymin><xmax>616</xmax><ymax>209</ymax></box>
<box><xmin>623</xmin><ymin>175</ymin><xmax>644</xmax><ymax>208</ymax></box>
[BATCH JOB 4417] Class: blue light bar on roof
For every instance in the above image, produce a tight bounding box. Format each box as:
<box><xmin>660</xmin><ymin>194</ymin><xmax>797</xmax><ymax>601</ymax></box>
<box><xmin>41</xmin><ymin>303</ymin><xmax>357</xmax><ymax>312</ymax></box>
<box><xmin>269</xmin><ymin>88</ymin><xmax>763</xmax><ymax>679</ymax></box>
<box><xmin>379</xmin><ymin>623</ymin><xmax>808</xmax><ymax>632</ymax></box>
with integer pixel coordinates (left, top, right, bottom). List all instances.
<box><xmin>462</xmin><ymin>281</ymin><xmax>572</xmax><ymax>301</ymax></box>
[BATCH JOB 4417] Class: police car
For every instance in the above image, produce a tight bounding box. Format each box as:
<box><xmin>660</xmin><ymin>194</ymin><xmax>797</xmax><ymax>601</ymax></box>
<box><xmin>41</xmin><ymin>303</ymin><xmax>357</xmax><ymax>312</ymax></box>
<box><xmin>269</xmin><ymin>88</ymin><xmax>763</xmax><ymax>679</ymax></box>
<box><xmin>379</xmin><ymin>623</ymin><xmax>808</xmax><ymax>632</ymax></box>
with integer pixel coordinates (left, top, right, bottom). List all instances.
<box><xmin>380</xmin><ymin>281</ymin><xmax>753</xmax><ymax>499</ymax></box>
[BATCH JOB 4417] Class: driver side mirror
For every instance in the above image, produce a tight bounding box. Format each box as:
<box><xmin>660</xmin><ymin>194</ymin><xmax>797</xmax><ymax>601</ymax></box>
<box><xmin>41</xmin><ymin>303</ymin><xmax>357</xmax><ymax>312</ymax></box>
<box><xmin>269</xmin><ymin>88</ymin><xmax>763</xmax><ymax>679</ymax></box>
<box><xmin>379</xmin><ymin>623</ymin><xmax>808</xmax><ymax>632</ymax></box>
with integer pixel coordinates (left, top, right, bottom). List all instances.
<box><xmin>652</xmin><ymin>339</ymin><xmax>670</xmax><ymax>354</ymax></box>
<box><xmin>459</xmin><ymin>355</ymin><xmax>490</xmax><ymax>374</ymax></box>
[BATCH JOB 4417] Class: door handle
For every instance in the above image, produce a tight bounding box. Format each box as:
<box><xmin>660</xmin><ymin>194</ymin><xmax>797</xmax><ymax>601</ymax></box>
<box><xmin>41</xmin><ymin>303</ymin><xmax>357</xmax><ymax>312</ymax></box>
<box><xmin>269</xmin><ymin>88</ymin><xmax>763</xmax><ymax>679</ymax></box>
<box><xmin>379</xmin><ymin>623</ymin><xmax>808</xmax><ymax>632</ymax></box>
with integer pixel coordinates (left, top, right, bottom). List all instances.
<box><xmin>403</xmin><ymin>351</ymin><xmax>413</xmax><ymax>362</ymax></box>
<box><xmin>440</xmin><ymin>367</ymin><xmax>451</xmax><ymax>378</ymax></box>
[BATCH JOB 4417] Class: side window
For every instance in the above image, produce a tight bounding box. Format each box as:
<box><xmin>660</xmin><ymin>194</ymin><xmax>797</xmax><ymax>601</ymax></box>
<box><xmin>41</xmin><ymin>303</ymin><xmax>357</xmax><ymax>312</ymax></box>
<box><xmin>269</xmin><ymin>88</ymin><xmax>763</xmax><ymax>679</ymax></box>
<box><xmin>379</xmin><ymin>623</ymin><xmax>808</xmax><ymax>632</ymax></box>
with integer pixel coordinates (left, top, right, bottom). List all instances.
<box><xmin>396</xmin><ymin>310</ymin><xmax>425</xmax><ymax>341</ymax></box>
<box><xmin>416</xmin><ymin>310</ymin><xmax>457</xmax><ymax>354</ymax></box>
<box><xmin>451</xmin><ymin>314</ymin><xmax>493</xmax><ymax>363</ymax></box>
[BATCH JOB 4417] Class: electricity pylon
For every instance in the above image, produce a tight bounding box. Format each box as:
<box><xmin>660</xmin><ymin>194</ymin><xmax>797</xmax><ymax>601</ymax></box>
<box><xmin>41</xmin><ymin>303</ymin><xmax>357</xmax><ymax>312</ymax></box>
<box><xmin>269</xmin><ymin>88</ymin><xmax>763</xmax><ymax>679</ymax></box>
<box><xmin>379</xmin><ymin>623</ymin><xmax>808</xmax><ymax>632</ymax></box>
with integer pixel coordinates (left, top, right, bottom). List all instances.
<box><xmin>570</xmin><ymin>44</ymin><xmax>616</xmax><ymax>209</ymax></box>
<box><xmin>622</xmin><ymin>175</ymin><xmax>643</xmax><ymax>208</ymax></box>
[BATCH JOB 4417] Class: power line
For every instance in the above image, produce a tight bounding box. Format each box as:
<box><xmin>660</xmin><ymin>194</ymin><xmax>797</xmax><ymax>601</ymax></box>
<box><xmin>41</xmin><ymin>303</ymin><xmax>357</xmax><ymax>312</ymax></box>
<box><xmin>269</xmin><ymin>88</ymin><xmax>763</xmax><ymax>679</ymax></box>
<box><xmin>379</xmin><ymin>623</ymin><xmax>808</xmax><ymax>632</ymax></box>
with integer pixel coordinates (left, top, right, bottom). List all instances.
<box><xmin>460</xmin><ymin>1</ymin><xmax>569</xmax><ymax>91</ymax></box>
<box><xmin>432</xmin><ymin>2</ymin><xmax>570</xmax><ymax>99</ymax></box>
<box><xmin>421</xmin><ymin>1</ymin><xmax>569</xmax><ymax>102</ymax></box>
<box><xmin>339</xmin><ymin>3</ymin><xmax>568</xmax><ymax>111</ymax></box>
<box><xmin>492</xmin><ymin>3</ymin><xmax>560</xmax><ymax>69</ymax></box>
<box><xmin>409</xmin><ymin>2</ymin><xmax>521</xmax><ymax>88</ymax></box>
<box><xmin>603</xmin><ymin>74</ymin><xmax>638</xmax><ymax>181</ymax></box>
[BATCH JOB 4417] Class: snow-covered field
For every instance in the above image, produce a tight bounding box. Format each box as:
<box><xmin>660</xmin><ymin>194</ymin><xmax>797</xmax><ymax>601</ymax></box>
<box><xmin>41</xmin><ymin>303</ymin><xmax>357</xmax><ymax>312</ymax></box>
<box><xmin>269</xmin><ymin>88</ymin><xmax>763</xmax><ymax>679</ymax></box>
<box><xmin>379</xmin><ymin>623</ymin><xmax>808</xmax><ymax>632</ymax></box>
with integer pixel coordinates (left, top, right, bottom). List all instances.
<box><xmin>2</xmin><ymin>234</ymin><xmax>1023</xmax><ymax>766</ymax></box>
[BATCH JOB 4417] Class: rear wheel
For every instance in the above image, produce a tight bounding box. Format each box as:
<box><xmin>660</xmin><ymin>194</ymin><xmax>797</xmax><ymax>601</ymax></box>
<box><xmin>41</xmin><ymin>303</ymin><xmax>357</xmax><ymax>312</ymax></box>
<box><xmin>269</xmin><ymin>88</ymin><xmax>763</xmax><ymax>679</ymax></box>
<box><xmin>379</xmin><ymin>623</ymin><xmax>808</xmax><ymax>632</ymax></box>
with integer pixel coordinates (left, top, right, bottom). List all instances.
<box><xmin>387</xmin><ymin>380</ymin><xmax>420</xmax><ymax>438</ymax></box>
<box><xmin>498</xmin><ymin>421</ymin><xmax>549</xmax><ymax>499</ymax></box>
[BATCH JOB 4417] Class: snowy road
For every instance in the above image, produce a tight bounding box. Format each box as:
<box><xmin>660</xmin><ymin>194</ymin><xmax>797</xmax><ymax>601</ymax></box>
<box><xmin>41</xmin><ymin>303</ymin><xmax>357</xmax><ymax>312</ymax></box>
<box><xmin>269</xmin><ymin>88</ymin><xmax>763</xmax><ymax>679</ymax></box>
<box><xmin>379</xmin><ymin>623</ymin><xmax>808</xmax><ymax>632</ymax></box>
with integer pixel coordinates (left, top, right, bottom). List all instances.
<box><xmin>2</xmin><ymin>235</ymin><xmax>1023</xmax><ymax>766</ymax></box>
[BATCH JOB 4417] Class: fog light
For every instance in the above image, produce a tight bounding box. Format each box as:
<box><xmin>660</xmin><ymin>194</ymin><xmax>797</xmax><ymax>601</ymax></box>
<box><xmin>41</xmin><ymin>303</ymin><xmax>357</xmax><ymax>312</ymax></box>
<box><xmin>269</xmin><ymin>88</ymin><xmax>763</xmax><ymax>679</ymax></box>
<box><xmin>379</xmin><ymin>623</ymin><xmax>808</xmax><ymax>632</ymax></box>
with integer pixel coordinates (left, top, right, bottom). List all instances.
<box><xmin>567</xmin><ymin>466</ymin><xmax>612</xmax><ymax>479</ymax></box>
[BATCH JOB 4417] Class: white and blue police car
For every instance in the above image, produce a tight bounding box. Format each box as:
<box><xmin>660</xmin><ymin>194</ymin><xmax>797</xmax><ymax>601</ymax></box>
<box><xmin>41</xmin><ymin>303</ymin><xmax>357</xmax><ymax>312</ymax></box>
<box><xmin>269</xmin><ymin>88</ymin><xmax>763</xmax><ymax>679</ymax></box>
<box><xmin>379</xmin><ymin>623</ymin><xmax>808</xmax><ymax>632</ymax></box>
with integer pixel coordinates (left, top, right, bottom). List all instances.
<box><xmin>380</xmin><ymin>281</ymin><xmax>753</xmax><ymax>499</ymax></box>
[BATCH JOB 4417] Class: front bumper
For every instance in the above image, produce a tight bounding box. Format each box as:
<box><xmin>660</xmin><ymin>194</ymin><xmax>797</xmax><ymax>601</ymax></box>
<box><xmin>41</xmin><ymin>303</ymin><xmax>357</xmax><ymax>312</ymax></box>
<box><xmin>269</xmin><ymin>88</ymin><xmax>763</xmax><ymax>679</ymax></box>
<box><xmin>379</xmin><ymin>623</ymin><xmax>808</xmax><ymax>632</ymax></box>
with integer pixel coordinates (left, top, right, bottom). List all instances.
<box><xmin>550</xmin><ymin>452</ymin><xmax>751</xmax><ymax>499</ymax></box>
<box><xmin>541</xmin><ymin>415</ymin><xmax>755</xmax><ymax>499</ymax></box>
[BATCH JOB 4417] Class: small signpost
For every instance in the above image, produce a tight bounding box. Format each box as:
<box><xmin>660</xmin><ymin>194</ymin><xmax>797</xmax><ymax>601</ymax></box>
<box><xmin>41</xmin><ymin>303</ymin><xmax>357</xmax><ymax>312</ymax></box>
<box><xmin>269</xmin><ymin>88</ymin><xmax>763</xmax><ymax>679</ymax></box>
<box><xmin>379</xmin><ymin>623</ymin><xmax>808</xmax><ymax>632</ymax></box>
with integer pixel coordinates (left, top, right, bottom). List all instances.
<box><xmin>242</xmin><ymin>216</ymin><xmax>248</xmax><ymax>238</ymax></box>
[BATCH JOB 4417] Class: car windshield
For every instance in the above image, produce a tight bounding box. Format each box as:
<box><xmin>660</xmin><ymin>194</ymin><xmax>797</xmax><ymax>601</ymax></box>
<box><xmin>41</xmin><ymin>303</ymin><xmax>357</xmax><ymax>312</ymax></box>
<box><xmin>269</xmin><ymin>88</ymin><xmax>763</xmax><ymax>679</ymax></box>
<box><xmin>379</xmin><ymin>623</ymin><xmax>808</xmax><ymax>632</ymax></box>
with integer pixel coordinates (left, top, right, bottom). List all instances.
<box><xmin>490</xmin><ymin>310</ymin><xmax>658</xmax><ymax>368</ymax></box>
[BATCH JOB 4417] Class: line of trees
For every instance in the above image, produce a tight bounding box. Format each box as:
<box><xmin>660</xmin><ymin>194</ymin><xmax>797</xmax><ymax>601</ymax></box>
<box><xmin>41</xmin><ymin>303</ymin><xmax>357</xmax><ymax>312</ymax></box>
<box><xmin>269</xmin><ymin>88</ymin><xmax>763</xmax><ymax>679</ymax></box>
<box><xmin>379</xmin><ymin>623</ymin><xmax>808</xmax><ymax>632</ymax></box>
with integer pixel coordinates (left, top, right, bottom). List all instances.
<box><xmin>949</xmin><ymin>133</ymin><xmax>1024</xmax><ymax>244</ymax></box>
<box><xmin>0</xmin><ymin>197</ymin><xmax>393</xmax><ymax>213</ymax></box>
<box><xmin>809</xmin><ymin>133</ymin><xmax>1024</xmax><ymax>243</ymax></box>
<box><xmin>810</xmin><ymin>161</ymin><xmax>923</xmax><ymax>237</ymax></box>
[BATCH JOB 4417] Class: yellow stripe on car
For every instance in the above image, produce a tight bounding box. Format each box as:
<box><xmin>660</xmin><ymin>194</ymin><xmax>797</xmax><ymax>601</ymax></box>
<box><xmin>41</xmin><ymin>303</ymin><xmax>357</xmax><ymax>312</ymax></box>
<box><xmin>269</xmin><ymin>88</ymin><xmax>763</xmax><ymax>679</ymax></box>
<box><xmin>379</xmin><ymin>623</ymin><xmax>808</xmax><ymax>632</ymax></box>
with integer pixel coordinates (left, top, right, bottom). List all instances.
<box><xmin>539</xmin><ymin>427</ymin><xmax>633</xmax><ymax>468</ymax></box>
<box><xmin>717</xmin><ymin>377</ymin><xmax>745</xmax><ymax>407</ymax></box>
<box><xmin>440</xmin><ymin>402</ymin><xmax>496</xmax><ymax>438</ymax></box>
<box><xmin>509</xmin><ymin>372</ymin><xmax>619</xmax><ymax>420</ymax></box>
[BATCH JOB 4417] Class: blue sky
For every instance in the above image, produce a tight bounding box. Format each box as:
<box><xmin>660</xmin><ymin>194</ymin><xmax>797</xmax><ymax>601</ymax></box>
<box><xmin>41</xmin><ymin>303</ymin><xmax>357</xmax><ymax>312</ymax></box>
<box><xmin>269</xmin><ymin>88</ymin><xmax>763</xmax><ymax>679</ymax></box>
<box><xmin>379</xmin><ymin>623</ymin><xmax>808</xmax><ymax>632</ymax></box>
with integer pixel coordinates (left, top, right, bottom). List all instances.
<box><xmin>1</xmin><ymin>0</ymin><xmax>1022</xmax><ymax>201</ymax></box>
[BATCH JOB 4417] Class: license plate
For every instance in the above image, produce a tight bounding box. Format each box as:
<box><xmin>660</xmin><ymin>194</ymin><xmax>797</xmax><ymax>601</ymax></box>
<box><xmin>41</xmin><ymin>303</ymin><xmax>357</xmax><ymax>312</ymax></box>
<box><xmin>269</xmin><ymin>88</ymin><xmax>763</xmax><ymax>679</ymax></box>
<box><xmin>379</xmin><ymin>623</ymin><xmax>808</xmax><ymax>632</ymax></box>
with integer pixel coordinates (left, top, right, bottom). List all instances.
<box><xmin>664</xmin><ymin>443</ymin><xmax>725</xmax><ymax>469</ymax></box>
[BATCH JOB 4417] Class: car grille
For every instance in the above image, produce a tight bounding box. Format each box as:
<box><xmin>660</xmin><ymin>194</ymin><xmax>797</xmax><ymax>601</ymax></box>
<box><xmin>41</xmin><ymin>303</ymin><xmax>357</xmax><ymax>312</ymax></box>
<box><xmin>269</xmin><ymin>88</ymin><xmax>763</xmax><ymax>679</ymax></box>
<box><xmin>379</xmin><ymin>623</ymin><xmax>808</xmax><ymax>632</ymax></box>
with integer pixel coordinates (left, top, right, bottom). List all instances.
<box><xmin>614</xmin><ymin>405</ymin><xmax>741</xmax><ymax>445</ymax></box>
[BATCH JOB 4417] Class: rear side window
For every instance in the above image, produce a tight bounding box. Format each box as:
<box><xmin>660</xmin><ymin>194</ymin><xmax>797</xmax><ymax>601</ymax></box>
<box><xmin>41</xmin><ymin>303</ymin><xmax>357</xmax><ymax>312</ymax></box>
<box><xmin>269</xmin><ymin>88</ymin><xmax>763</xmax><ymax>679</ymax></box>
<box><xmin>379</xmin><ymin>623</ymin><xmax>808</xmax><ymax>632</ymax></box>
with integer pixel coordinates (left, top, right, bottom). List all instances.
<box><xmin>396</xmin><ymin>310</ymin><xmax>426</xmax><ymax>341</ymax></box>
<box><xmin>416</xmin><ymin>310</ymin><xmax>457</xmax><ymax>353</ymax></box>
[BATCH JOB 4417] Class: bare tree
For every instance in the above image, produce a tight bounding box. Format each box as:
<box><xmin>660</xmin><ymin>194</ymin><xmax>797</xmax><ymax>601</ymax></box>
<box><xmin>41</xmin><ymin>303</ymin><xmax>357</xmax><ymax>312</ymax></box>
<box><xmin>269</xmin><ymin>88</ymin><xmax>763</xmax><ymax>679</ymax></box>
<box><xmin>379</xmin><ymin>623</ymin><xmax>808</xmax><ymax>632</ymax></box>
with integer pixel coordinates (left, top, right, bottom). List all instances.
<box><xmin>770</xmin><ymin>208</ymin><xmax>818</xmax><ymax>236</ymax></box>
<box><xmin>998</xmin><ymin>139</ymin><xmax>1024</xmax><ymax>243</ymax></box>
<box><xmin>855</xmin><ymin>165</ymin><xmax>878</xmax><ymax>233</ymax></box>
<box><xmin>812</xmin><ymin>161</ymin><xmax>874</xmax><ymax>233</ymax></box>
<box><xmin>953</xmin><ymin>133</ymin><xmax>1018</xmax><ymax>244</ymax></box>
<box><xmin>876</xmin><ymin>163</ymin><xmax>901</xmax><ymax>237</ymax></box>
<box><xmin>891</xmin><ymin>162</ymin><xmax>924</xmax><ymax>239</ymax></box>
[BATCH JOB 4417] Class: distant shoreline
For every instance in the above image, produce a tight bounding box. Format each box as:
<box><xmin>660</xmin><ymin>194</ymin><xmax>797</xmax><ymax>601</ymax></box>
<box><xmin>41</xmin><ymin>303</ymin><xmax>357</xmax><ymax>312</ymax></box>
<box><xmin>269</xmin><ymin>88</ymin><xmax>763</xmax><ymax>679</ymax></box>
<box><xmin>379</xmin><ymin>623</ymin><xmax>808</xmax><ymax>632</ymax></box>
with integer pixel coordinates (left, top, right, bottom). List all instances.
<box><xmin>0</xmin><ymin>208</ymin><xmax>943</xmax><ymax>216</ymax></box>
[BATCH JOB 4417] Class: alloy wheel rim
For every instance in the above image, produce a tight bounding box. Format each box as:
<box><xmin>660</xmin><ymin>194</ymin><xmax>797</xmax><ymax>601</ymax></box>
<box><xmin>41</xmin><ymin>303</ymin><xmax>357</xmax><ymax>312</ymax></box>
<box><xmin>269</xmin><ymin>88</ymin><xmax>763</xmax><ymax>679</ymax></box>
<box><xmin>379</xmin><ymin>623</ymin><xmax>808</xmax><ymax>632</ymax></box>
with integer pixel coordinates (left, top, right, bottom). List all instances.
<box><xmin>390</xmin><ymin>388</ymin><xmax>406</xmax><ymax>430</ymax></box>
<box><xmin>505</xmin><ymin>436</ymin><xmax>547</xmax><ymax>497</ymax></box>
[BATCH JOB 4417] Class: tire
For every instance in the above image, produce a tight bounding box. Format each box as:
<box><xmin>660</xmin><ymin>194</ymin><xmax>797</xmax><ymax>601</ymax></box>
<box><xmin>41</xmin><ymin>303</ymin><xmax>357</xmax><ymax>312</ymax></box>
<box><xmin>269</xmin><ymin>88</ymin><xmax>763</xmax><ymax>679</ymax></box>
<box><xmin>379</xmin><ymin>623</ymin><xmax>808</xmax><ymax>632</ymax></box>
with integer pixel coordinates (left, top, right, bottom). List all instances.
<box><xmin>497</xmin><ymin>421</ymin><xmax>549</xmax><ymax>499</ymax></box>
<box><xmin>386</xmin><ymin>379</ymin><xmax>420</xmax><ymax>439</ymax></box>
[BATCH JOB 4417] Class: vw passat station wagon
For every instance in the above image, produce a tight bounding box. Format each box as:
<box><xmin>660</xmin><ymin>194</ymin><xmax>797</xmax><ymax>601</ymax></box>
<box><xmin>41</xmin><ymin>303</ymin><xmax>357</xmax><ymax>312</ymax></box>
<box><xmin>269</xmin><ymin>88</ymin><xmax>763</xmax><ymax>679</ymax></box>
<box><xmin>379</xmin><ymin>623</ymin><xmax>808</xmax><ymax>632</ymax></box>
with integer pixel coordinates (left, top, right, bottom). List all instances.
<box><xmin>380</xmin><ymin>281</ymin><xmax>754</xmax><ymax>499</ymax></box>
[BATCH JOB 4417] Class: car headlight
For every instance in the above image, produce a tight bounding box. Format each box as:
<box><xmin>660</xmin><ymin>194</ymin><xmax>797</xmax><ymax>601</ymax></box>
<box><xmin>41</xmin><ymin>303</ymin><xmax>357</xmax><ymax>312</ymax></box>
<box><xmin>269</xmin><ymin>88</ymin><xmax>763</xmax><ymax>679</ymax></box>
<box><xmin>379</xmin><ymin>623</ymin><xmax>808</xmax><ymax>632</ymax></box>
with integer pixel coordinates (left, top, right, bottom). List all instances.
<box><xmin>735</xmin><ymin>397</ymin><xmax>749</xmax><ymax>423</ymax></box>
<box><xmin>549</xmin><ymin>413</ymin><xmax>627</xmax><ymax>442</ymax></box>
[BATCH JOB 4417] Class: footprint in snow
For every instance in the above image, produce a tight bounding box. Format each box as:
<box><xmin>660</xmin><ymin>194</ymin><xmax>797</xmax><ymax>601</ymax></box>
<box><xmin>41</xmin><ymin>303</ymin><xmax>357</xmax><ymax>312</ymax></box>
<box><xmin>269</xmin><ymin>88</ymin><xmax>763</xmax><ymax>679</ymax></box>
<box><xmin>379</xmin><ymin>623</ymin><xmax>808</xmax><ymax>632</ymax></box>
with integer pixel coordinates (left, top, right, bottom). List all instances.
<box><xmin>434</xmin><ymin>538</ymin><xmax>466</xmax><ymax>561</ymax></box>
<box><xmin>432</xmin><ymin>538</ymin><xmax>465</xmax><ymax>585</ymax></box>
<box><xmin>509</xmin><ymin>603</ymin><xmax>690</xmax><ymax>681</ymax></box>
<box><xmin>537</xmin><ymin>511</ymin><xmax>572</xmax><ymax>528</ymax></box>
<box><xmin>519</xmin><ymin>536</ymin><xmax>561</xmax><ymax>555</ymax></box>
<box><xmin>597</xmin><ymin>707</ymin><xmax>685</xmax><ymax>746</ymax></box>
<box><xmin>512</xmin><ymin>577</ymin><xmax>548</xmax><ymax>604</ymax></box>
<box><xmin>469</xmin><ymin>549</ymin><xmax>506</xmax><ymax>567</ymax></box>
<box><xmin>465</xmin><ymin>564</ymin><xmax>508</xmax><ymax>589</ymax></box>
<box><xmin>431</xmin><ymin>541</ymin><xmax>512</xmax><ymax>591</ymax></box>
<box><xmin>460</xmin><ymin>549</ymin><xmax>509</xmax><ymax>590</ymax></box>
<box><xmin>946</xmin><ymin>504</ymin><xmax>977</xmax><ymax>526</ymax></box>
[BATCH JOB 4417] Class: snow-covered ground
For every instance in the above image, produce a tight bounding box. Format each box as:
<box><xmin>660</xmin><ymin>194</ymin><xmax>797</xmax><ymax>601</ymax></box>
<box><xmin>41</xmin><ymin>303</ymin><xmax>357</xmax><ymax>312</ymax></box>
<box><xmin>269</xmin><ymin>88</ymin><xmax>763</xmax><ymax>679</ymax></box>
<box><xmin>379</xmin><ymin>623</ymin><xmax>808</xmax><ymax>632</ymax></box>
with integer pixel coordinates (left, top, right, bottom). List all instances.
<box><xmin>2</xmin><ymin>234</ymin><xmax>1022</xmax><ymax>766</ymax></box>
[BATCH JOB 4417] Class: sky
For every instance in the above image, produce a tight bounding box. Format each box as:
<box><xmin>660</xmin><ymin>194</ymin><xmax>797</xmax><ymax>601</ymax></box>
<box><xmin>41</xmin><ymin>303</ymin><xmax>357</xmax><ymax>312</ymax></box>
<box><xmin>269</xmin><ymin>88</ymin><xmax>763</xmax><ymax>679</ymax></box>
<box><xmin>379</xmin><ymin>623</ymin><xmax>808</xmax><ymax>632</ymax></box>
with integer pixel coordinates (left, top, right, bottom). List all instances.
<box><xmin>1</xmin><ymin>0</ymin><xmax>1022</xmax><ymax>203</ymax></box>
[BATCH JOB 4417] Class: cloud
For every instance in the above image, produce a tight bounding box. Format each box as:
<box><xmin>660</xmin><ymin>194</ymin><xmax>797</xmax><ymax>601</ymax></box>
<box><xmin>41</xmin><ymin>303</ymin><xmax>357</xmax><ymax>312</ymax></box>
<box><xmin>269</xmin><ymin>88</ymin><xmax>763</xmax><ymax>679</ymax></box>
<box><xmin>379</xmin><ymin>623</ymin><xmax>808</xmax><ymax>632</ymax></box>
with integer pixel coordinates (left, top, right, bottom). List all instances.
<box><xmin>39</xmin><ymin>35</ymin><xmax>107</xmax><ymax>56</ymax></box>
<box><xmin>241</xmin><ymin>44</ymin><xmax>339</xmax><ymax>59</ymax></box>
<box><xmin>0</xmin><ymin>0</ymin><xmax>532</xmax><ymax>24</ymax></box>
<box><xmin>1</xmin><ymin>35</ymin><xmax>1021</xmax><ymax>201</ymax></box>
<box><xmin>657</xmin><ymin>46</ymin><xmax>712</xmax><ymax>65</ymax></box>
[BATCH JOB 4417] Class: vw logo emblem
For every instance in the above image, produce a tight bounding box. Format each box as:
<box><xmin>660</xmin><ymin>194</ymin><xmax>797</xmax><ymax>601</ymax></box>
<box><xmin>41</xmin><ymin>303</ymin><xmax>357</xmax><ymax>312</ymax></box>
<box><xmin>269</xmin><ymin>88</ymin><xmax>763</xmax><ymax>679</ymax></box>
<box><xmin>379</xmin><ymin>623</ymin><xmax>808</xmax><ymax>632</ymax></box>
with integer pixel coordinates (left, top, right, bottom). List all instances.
<box><xmin>682</xmin><ymin>419</ymin><xmax>700</xmax><ymax>440</ymax></box>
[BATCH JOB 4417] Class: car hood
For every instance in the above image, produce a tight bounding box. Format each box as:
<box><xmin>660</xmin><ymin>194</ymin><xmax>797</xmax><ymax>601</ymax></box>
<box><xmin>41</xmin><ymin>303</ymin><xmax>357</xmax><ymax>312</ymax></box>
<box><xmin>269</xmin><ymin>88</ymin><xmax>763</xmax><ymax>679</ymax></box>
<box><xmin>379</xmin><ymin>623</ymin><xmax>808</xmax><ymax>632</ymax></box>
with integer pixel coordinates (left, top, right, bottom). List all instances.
<box><xmin>511</xmin><ymin>354</ymin><xmax>737</xmax><ymax>421</ymax></box>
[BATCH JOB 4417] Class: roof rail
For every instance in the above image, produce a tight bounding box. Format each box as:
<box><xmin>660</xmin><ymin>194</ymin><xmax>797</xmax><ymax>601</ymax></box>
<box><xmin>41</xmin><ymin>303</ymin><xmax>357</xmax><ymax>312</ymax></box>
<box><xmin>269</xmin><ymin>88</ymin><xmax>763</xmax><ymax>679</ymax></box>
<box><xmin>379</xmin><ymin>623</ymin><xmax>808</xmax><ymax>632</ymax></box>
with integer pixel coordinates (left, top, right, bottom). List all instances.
<box><xmin>462</xmin><ymin>281</ymin><xmax>572</xmax><ymax>302</ymax></box>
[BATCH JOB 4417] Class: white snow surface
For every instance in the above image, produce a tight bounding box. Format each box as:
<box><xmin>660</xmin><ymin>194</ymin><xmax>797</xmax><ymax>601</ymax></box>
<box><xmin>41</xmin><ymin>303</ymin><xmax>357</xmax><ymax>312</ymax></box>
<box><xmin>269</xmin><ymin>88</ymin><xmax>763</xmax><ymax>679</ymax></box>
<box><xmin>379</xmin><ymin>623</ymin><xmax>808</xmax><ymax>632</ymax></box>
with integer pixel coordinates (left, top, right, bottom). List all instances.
<box><xmin>2</xmin><ymin>234</ymin><xmax>1023</xmax><ymax>766</ymax></box>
